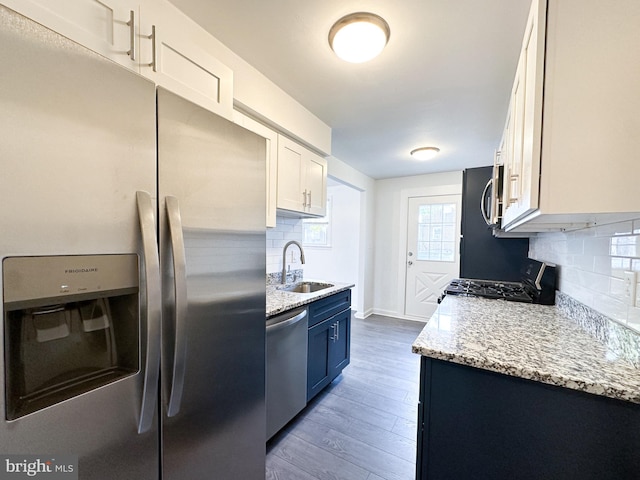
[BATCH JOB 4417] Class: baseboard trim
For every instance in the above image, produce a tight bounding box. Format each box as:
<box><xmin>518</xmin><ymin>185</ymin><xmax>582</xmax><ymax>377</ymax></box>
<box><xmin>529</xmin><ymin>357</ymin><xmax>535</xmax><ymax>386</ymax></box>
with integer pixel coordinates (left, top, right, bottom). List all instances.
<box><xmin>354</xmin><ymin>308</ymin><xmax>374</xmax><ymax>319</ymax></box>
<box><xmin>371</xmin><ymin>309</ymin><xmax>429</xmax><ymax>323</ymax></box>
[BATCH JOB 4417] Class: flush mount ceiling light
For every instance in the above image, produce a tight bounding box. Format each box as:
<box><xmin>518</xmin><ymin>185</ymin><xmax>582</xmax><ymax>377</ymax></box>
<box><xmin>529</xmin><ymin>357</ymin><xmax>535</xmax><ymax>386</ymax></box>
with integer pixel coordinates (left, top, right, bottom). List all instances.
<box><xmin>328</xmin><ymin>12</ymin><xmax>390</xmax><ymax>63</ymax></box>
<box><xmin>410</xmin><ymin>147</ymin><xmax>441</xmax><ymax>161</ymax></box>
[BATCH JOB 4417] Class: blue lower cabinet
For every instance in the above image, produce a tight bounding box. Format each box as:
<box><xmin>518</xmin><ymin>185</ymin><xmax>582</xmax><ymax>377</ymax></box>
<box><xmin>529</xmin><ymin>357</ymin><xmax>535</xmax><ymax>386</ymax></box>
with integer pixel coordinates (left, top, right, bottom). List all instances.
<box><xmin>417</xmin><ymin>357</ymin><xmax>640</xmax><ymax>480</ymax></box>
<box><xmin>307</xmin><ymin>290</ymin><xmax>351</xmax><ymax>401</ymax></box>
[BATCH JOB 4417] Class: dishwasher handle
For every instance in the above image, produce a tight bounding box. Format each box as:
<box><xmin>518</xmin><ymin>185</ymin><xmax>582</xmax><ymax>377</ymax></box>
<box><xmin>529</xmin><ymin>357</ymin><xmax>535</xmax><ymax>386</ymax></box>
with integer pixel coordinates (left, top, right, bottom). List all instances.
<box><xmin>266</xmin><ymin>309</ymin><xmax>307</xmax><ymax>334</ymax></box>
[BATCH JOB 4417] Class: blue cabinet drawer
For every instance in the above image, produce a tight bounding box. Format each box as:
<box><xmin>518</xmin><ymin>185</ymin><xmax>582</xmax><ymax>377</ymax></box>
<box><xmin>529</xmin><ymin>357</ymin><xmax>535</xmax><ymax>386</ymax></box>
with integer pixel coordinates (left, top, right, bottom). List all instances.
<box><xmin>307</xmin><ymin>289</ymin><xmax>351</xmax><ymax>327</ymax></box>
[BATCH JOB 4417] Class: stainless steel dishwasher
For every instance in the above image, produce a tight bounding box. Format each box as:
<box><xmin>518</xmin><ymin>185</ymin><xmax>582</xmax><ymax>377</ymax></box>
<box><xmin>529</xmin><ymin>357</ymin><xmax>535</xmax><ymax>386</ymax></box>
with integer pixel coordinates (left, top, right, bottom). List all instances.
<box><xmin>266</xmin><ymin>307</ymin><xmax>308</xmax><ymax>440</ymax></box>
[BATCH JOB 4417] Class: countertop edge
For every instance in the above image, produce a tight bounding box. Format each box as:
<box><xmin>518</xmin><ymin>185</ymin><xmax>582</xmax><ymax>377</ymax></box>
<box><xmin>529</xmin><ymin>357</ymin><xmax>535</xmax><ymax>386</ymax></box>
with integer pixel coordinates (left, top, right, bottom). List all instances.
<box><xmin>412</xmin><ymin>296</ymin><xmax>640</xmax><ymax>405</ymax></box>
<box><xmin>412</xmin><ymin>344</ymin><xmax>640</xmax><ymax>404</ymax></box>
<box><xmin>266</xmin><ymin>280</ymin><xmax>354</xmax><ymax>318</ymax></box>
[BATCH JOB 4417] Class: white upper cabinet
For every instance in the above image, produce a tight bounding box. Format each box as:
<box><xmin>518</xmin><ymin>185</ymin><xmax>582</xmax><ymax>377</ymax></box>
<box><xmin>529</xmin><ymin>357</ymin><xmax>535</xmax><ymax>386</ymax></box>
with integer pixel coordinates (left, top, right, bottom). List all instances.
<box><xmin>276</xmin><ymin>135</ymin><xmax>327</xmax><ymax>217</ymax></box>
<box><xmin>304</xmin><ymin>151</ymin><xmax>328</xmax><ymax>216</ymax></box>
<box><xmin>137</xmin><ymin>0</ymin><xmax>233</xmax><ymax>119</ymax></box>
<box><xmin>233</xmin><ymin>111</ymin><xmax>278</xmax><ymax>228</ymax></box>
<box><xmin>4</xmin><ymin>0</ymin><xmax>234</xmax><ymax>120</ymax></box>
<box><xmin>500</xmin><ymin>0</ymin><xmax>640</xmax><ymax>232</ymax></box>
<box><xmin>501</xmin><ymin>0</ymin><xmax>545</xmax><ymax>228</ymax></box>
<box><xmin>2</xmin><ymin>0</ymin><xmax>140</xmax><ymax>71</ymax></box>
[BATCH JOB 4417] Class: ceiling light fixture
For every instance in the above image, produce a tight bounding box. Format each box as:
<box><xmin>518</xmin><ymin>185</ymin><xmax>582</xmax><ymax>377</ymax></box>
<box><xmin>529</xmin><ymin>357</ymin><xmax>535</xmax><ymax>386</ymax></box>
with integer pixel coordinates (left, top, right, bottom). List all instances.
<box><xmin>410</xmin><ymin>147</ymin><xmax>441</xmax><ymax>161</ymax></box>
<box><xmin>328</xmin><ymin>12</ymin><xmax>390</xmax><ymax>63</ymax></box>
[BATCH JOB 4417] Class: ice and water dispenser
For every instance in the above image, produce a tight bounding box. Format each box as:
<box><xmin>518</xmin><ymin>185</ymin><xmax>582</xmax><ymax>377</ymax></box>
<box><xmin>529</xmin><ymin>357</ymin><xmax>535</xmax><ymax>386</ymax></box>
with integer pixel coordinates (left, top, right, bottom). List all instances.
<box><xmin>2</xmin><ymin>255</ymin><xmax>139</xmax><ymax>420</ymax></box>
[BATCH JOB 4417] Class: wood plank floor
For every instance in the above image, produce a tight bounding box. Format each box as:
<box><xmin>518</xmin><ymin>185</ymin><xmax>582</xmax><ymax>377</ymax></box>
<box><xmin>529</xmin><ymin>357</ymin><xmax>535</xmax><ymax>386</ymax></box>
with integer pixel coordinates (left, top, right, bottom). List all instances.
<box><xmin>266</xmin><ymin>314</ymin><xmax>426</xmax><ymax>480</ymax></box>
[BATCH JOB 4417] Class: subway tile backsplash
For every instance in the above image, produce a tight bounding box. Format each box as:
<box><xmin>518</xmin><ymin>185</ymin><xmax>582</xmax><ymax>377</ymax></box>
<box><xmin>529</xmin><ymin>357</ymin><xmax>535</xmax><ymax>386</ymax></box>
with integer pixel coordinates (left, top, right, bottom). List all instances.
<box><xmin>530</xmin><ymin>218</ymin><xmax>640</xmax><ymax>332</ymax></box>
<box><xmin>266</xmin><ymin>216</ymin><xmax>305</xmax><ymax>274</ymax></box>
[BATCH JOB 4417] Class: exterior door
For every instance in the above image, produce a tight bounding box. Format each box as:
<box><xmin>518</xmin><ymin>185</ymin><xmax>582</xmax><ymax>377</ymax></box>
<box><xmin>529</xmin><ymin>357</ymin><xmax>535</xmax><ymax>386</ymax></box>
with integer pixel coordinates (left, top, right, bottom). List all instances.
<box><xmin>405</xmin><ymin>195</ymin><xmax>461</xmax><ymax>320</ymax></box>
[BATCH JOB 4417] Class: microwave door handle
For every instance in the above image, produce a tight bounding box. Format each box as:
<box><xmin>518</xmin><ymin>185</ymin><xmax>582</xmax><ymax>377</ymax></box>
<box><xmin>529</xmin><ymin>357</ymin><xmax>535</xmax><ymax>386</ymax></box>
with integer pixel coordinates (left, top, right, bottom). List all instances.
<box><xmin>480</xmin><ymin>178</ymin><xmax>493</xmax><ymax>226</ymax></box>
<box><xmin>165</xmin><ymin>196</ymin><xmax>188</xmax><ymax>418</ymax></box>
<box><xmin>136</xmin><ymin>191</ymin><xmax>162</xmax><ymax>434</ymax></box>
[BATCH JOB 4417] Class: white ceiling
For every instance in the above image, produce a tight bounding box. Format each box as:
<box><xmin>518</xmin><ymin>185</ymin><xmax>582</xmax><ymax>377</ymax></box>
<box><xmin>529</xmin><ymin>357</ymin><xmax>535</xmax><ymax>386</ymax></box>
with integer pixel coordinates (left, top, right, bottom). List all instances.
<box><xmin>168</xmin><ymin>0</ymin><xmax>532</xmax><ymax>179</ymax></box>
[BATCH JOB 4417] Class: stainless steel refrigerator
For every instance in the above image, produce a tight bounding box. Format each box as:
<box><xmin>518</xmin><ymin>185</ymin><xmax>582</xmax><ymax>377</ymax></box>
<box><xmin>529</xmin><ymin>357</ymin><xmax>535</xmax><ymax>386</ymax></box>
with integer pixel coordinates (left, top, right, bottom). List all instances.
<box><xmin>0</xmin><ymin>5</ymin><xmax>266</xmax><ymax>479</ymax></box>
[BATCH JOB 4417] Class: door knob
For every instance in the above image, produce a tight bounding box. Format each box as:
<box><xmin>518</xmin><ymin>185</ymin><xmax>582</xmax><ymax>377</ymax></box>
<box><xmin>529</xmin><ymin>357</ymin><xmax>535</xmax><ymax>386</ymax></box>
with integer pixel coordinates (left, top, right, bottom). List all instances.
<box><xmin>408</xmin><ymin>260</ymin><xmax>413</xmax><ymax>266</ymax></box>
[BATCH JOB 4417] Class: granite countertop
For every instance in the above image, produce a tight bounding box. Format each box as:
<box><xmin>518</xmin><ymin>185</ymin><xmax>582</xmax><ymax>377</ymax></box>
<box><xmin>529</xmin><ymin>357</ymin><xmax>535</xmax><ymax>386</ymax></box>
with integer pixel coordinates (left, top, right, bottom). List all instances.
<box><xmin>266</xmin><ymin>279</ymin><xmax>354</xmax><ymax>318</ymax></box>
<box><xmin>412</xmin><ymin>295</ymin><xmax>640</xmax><ymax>404</ymax></box>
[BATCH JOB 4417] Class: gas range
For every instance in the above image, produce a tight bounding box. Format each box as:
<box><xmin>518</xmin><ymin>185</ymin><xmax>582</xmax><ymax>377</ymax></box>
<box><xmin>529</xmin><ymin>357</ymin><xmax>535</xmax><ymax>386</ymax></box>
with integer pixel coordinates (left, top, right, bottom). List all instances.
<box><xmin>443</xmin><ymin>260</ymin><xmax>557</xmax><ymax>305</ymax></box>
<box><xmin>445</xmin><ymin>279</ymin><xmax>533</xmax><ymax>302</ymax></box>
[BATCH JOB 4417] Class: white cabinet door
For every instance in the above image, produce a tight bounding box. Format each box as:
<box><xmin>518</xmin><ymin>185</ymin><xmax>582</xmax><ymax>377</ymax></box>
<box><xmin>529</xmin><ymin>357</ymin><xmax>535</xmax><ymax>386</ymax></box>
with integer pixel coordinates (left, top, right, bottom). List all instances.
<box><xmin>276</xmin><ymin>135</ymin><xmax>327</xmax><ymax>217</ymax></box>
<box><xmin>233</xmin><ymin>111</ymin><xmax>278</xmax><ymax>228</ymax></box>
<box><xmin>276</xmin><ymin>135</ymin><xmax>306</xmax><ymax>213</ymax></box>
<box><xmin>6</xmin><ymin>0</ymin><xmax>234</xmax><ymax>119</ymax></box>
<box><xmin>305</xmin><ymin>151</ymin><xmax>327</xmax><ymax>217</ymax></box>
<box><xmin>506</xmin><ymin>56</ymin><xmax>525</xmax><ymax>213</ymax></box>
<box><xmin>499</xmin><ymin>103</ymin><xmax>513</xmax><ymax>212</ymax></box>
<box><xmin>138</xmin><ymin>1</ymin><xmax>233</xmax><ymax>120</ymax></box>
<box><xmin>501</xmin><ymin>0</ymin><xmax>545</xmax><ymax>229</ymax></box>
<box><xmin>2</xmin><ymin>0</ymin><xmax>139</xmax><ymax>71</ymax></box>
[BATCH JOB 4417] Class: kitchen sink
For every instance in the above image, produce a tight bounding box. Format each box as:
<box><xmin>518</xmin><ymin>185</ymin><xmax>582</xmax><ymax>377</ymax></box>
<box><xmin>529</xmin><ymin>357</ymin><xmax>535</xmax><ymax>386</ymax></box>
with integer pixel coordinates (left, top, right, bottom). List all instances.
<box><xmin>278</xmin><ymin>281</ymin><xmax>334</xmax><ymax>294</ymax></box>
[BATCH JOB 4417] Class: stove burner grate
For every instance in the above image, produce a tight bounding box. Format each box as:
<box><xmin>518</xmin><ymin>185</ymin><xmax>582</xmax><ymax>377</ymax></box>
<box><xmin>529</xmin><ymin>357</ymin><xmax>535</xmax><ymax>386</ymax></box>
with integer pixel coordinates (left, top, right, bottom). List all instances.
<box><xmin>445</xmin><ymin>279</ymin><xmax>533</xmax><ymax>302</ymax></box>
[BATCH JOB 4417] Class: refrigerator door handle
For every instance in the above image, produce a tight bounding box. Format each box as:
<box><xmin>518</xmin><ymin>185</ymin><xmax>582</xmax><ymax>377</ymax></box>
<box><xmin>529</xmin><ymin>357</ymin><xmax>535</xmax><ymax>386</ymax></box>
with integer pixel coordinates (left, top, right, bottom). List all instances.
<box><xmin>480</xmin><ymin>178</ymin><xmax>493</xmax><ymax>226</ymax></box>
<box><xmin>165</xmin><ymin>196</ymin><xmax>188</xmax><ymax>417</ymax></box>
<box><xmin>136</xmin><ymin>191</ymin><xmax>162</xmax><ymax>434</ymax></box>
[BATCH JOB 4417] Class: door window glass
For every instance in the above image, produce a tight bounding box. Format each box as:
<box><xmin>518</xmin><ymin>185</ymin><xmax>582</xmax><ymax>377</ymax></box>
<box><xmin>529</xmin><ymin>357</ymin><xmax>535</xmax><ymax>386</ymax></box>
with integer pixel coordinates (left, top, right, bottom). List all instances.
<box><xmin>416</xmin><ymin>203</ymin><xmax>457</xmax><ymax>262</ymax></box>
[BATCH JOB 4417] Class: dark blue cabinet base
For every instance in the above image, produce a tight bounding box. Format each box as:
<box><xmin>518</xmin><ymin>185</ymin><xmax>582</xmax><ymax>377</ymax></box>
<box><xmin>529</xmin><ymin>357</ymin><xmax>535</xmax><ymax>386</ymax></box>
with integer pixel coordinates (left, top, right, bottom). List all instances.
<box><xmin>307</xmin><ymin>290</ymin><xmax>351</xmax><ymax>402</ymax></box>
<box><xmin>417</xmin><ymin>357</ymin><xmax>640</xmax><ymax>480</ymax></box>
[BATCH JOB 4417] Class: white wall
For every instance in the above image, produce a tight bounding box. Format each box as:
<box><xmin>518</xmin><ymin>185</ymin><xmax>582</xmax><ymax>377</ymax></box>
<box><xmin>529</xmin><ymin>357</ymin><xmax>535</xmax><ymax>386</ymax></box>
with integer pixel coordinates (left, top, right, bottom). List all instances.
<box><xmin>304</xmin><ymin>184</ymin><xmax>361</xmax><ymax>310</ymax></box>
<box><xmin>156</xmin><ymin>0</ymin><xmax>331</xmax><ymax>154</ymax></box>
<box><xmin>325</xmin><ymin>156</ymin><xmax>376</xmax><ymax>318</ymax></box>
<box><xmin>373</xmin><ymin>171</ymin><xmax>463</xmax><ymax>319</ymax></box>
<box><xmin>530</xmin><ymin>218</ymin><xmax>640</xmax><ymax>331</ymax></box>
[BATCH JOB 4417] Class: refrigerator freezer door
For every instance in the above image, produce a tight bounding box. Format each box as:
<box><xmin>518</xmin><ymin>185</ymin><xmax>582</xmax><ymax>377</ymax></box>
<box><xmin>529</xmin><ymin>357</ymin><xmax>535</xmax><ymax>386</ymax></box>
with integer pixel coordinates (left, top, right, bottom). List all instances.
<box><xmin>157</xmin><ymin>88</ymin><xmax>266</xmax><ymax>479</ymax></box>
<box><xmin>0</xmin><ymin>6</ymin><xmax>158</xmax><ymax>480</ymax></box>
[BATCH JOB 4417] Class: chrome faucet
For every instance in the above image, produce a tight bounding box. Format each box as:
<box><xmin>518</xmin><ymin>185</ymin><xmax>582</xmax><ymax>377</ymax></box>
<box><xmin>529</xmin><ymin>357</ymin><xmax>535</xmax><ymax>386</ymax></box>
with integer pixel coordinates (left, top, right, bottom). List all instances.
<box><xmin>282</xmin><ymin>240</ymin><xmax>305</xmax><ymax>284</ymax></box>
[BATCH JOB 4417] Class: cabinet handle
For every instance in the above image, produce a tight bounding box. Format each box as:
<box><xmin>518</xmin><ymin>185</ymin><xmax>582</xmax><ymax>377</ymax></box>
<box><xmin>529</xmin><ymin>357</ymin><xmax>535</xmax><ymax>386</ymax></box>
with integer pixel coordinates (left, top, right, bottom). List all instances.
<box><xmin>334</xmin><ymin>321</ymin><xmax>339</xmax><ymax>342</ymax></box>
<box><xmin>126</xmin><ymin>10</ymin><xmax>136</xmax><ymax>61</ymax></box>
<box><xmin>509</xmin><ymin>173</ymin><xmax>520</xmax><ymax>202</ymax></box>
<box><xmin>302</xmin><ymin>189</ymin><xmax>308</xmax><ymax>208</ymax></box>
<box><xmin>148</xmin><ymin>25</ymin><xmax>157</xmax><ymax>72</ymax></box>
<box><xmin>307</xmin><ymin>191</ymin><xmax>312</xmax><ymax>210</ymax></box>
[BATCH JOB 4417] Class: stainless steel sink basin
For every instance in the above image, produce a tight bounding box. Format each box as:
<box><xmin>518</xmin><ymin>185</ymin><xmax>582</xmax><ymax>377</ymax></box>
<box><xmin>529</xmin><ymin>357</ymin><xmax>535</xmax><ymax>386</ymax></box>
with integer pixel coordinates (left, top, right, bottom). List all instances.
<box><xmin>279</xmin><ymin>281</ymin><xmax>334</xmax><ymax>294</ymax></box>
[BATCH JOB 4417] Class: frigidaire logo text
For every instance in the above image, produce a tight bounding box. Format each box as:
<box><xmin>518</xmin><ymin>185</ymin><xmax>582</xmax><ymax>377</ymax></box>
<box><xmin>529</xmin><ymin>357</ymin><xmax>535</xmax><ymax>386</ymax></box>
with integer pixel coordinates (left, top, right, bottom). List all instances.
<box><xmin>64</xmin><ymin>268</ymin><xmax>98</xmax><ymax>274</ymax></box>
<box><xmin>0</xmin><ymin>455</ymin><xmax>77</xmax><ymax>479</ymax></box>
